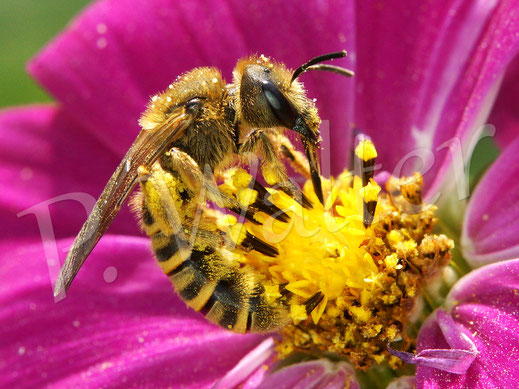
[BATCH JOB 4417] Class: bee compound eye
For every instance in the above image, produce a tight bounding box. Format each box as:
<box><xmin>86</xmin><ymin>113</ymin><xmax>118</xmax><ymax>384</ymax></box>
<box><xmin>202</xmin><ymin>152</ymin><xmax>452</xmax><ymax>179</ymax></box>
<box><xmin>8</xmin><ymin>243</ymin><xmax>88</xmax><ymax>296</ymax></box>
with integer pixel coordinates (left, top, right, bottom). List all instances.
<box><xmin>261</xmin><ymin>81</ymin><xmax>298</xmax><ymax>128</ymax></box>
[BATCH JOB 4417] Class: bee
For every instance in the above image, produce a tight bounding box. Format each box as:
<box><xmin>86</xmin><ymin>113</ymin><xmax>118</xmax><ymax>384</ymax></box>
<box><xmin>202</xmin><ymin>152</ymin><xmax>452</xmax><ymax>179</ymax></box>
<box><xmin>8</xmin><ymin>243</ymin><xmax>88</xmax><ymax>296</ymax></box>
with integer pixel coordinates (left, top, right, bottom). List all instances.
<box><xmin>54</xmin><ymin>51</ymin><xmax>354</xmax><ymax>332</ymax></box>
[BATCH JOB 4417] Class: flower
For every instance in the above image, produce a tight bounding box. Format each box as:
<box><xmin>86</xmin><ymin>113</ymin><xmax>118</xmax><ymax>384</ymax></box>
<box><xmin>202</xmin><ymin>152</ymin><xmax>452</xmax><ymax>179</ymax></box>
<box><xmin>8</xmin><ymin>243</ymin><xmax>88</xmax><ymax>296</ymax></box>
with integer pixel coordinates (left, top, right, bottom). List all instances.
<box><xmin>1</xmin><ymin>0</ymin><xmax>519</xmax><ymax>388</ymax></box>
<box><xmin>415</xmin><ymin>259</ymin><xmax>519</xmax><ymax>388</ymax></box>
<box><xmin>217</xmin><ymin>144</ymin><xmax>453</xmax><ymax>370</ymax></box>
<box><xmin>462</xmin><ymin>136</ymin><xmax>519</xmax><ymax>266</ymax></box>
<box><xmin>409</xmin><ymin>136</ymin><xmax>519</xmax><ymax>388</ymax></box>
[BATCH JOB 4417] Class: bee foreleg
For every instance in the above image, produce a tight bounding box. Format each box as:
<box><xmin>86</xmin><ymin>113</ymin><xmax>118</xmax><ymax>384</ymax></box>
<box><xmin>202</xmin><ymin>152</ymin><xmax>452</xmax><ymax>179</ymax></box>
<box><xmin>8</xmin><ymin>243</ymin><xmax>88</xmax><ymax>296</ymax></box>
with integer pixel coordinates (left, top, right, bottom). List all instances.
<box><xmin>240</xmin><ymin>129</ymin><xmax>312</xmax><ymax>208</ymax></box>
<box><xmin>274</xmin><ymin>133</ymin><xmax>311</xmax><ymax>179</ymax></box>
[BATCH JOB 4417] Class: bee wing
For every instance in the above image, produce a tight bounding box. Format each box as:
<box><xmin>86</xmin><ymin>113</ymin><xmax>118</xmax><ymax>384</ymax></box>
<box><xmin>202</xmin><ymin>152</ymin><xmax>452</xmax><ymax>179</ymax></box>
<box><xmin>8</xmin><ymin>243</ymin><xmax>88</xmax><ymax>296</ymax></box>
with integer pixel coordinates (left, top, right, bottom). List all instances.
<box><xmin>54</xmin><ymin>108</ymin><xmax>193</xmax><ymax>297</ymax></box>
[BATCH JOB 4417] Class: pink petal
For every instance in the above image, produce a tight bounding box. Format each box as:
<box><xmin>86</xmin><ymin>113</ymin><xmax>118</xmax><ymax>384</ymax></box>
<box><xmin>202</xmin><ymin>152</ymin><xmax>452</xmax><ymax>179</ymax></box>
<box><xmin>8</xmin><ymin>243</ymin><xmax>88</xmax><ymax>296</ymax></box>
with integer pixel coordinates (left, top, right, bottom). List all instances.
<box><xmin>416</xmin><ymin>259</ymin><xmax>519</xmax><ymax>388</ymax></box>
<box><xmin>0</xmin><ymin>236</ymin><xmax>263</xmax><ymax>388</ymax></box>
<box><xmin>235</xmin><ymin>349</ymin><xmax>279</xmax><ymax>389</ymax></box>
<box><xmin>462</xmin><ymin>136</ymin><xmax>519</xmax><ymax>265</ymax></box>
<box><xmin>355</xmin><ymin>0</ymin><xmax>519</xmax><ymax>199</ymax></box>
<box><xmin>488</xmin><ymin>55</ymin><xmax>519</xmax><ymax>148</ymax></box>
<box><xmin>28</xmin><ymin>0</ymin><xmax>356</xmax><ymax>171</ymax></box>
<box><xmin>240</xmin><ymin>362</ymin><xmax>273</xmax><ymax>389</ymax></box>
<box><xmin>256</xmin><ymin>359</ymin><xmax>359</xmax><ymax>389</ymax></box>
<box><xmin>389</xmin><ymin>310</ymin><xmax>477</xmax><ymax>375</ymax></box>
<box><xmin>214</xmin><ymin>338</ymin><xmax>276</xmax><ymax>389</ymax></box>
<box><xmin>447</xmin><ymin>257</ymin><xmax>519</xmax><ymax>316</ymax></box>
<box><xmin>0</xmin><ymin>105</ymin><xmax>139</xmax><ymax>240</ymax></box>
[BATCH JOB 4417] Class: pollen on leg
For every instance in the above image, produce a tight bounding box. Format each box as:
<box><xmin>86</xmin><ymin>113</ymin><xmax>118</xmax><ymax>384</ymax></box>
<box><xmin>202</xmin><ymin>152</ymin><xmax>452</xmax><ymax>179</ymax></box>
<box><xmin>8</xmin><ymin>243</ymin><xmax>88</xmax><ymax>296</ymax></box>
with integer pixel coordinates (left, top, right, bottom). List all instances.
<box><xmin>215</xmin><ymin>141</ymin><xmax>453</xmax><ymax>370</ymax></box>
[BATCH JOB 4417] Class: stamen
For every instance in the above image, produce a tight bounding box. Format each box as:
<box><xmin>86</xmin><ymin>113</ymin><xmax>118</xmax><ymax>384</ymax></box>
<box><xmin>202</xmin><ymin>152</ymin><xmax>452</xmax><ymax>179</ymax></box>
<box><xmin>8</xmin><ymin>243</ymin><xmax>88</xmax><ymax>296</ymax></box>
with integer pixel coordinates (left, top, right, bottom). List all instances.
<box><xmin>215</xmin><ymin>141</ymin><xmax>453</xmax><ymax>370</ymax></box>
<box><xmin>248</xmin><ymin>178</ymin><xmax>290</xmax><ymax>223</ymax></box>
<box><xmin>355</xmin><ymin>139</ymin><xmax>378</xmax><ymax>227</ymax></box>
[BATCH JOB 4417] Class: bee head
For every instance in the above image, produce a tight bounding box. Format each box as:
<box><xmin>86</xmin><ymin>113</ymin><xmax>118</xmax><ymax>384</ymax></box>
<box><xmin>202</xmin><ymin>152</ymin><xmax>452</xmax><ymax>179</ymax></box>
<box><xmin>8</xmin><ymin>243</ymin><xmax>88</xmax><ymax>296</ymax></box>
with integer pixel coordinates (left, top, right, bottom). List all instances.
<box><xmin>233</xmin><ymin>54</ymin><xmax>320</xmax><ymax>144</ymax></box>
<box><xmin>233</xmin><ymin>52</ymin><xmax>353</xmax><ymax>204</ymax></box>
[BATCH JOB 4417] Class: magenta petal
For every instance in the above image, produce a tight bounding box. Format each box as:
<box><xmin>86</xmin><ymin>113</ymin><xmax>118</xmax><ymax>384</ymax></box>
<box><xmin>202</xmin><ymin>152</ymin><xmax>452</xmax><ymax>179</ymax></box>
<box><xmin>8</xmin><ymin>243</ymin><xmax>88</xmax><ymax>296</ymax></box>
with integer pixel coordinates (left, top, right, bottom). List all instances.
<box><xmin>389</xmin><ymin>310</ymin><xmax>478</xmax><ymax>375</ymax></box>
<box><xmin>256</xmin><ymin>359</ymin><xmax>359</xmax><ymax>389</ymax></box>
<box><xmin>488</xmin><ymin>55</ymin><xmax>519</xmax><ymax>147</ymax></box>
<box><xmin>356</xmin><ymin>0</ymin><xmax>519</xmax><ymax>197</ymax></box>
<box><xmin>434</xmin><ymin>310</ymin><xmax>477</xmax><ymax>353</ymax></box>
<box><xmin>0</xmin><ymin>105</ymin><xmax>139</xmax><ymax>240</ymax></box>
<box><xmin>462</xmin><ymin>136</ymin><xmax>519</xmax><ymax>265</ymax></box>
<box><xmin>0</xmin><ymin>236</ymin><xmax>263</xmax><ymax>388</ymax></box>
<box><xmin>236</xmin><ymin>350</ymin><xmax>278</xmax><ymax>389</ymax></box>
<box><xmin>447</xmin><ymin>258</ymin><xmax>519</xmax><ymax>313</ymax></box>
<box><xmin>28</xmin><ymin>0</ymin><xmax>356</xmax><ymax>170</ymax></box>
<box><xmin>389</xmin><ymin>346</ymin><xmax>476</xmax><ymax>375</ymax></box>
<box><xmin>214</xmin><ymin>338</ymin><xmax>275</xmax><ymax>389</ymax></box>
<box><xmin>416</xmin><ymin>259</ymin><xmax>519</xmax><ymax>388</ymax></box>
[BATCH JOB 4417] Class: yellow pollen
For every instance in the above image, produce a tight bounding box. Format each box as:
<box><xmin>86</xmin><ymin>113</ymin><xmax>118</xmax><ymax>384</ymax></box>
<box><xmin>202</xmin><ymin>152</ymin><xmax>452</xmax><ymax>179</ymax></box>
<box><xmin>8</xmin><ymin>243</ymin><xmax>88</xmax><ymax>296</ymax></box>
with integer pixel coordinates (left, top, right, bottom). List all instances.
<box><xmin>229</xmin><ymin>223</ymin><xmax>247</xmax><ymax>245</ymax></box>
<box><xmin>237</xmin><ymin>188</ymin><xmax>258</xmax><ymax>207</ymax></box>
<box><xmin>262</xmin><ymin>166</ymin><xmax>280</xmax><ymax>186</ymax></box>
<box><xmin>360</xmin><ymin>179</ymin><xmax>381</xmax><ymax>203</ymax></box>
<box><xmin>215</xmin><ymin>142</ymin><xmax>453</xmax><ymax>370</ymax></box>
<box><xmin>231</xmin><ymin>168</ymin><xmax>251</xmax><ymax>189</ymax></box>
<box><xmin>349</xmin><ymin>306</ymin><xmax>372</xmax><ymax>323</ymax></box>
<box><xmin>355</xmin><ymin>139</ymin><xmax>378</xmax><ymax>161</ymax></box>
<box><xmin>264</xmin><ymin>285</ymin><xmax>282</xmax><ymax>305</ymax></box>
<box><xmin>290</xmin><ymin>304</ymin><xmax>308</xmax><ymax>324</ymax></box>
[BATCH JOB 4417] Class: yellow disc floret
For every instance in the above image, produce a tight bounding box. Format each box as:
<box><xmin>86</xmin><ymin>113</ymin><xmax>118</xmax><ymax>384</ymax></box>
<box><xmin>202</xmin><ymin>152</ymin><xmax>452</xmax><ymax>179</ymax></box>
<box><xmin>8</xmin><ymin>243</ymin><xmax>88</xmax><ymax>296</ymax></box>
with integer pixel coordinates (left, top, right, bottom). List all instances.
<box><xmin>215</xmin><ymin>143</ymin><xmax>453</xmax><ymax>370</ymax></box>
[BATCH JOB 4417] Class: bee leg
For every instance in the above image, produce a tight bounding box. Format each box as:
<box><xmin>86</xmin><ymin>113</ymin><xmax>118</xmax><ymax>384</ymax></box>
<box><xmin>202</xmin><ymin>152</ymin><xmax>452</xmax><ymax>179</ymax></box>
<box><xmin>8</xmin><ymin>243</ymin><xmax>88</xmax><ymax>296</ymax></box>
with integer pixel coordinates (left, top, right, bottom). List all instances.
<box><xmin>240</xmin><ymin>129</ymin><xmax>312</xmax><ymax>208</ymax></box>
<box><xmin>137</xmin><ymin>163</ymin><xmax>189</xmax><ymax>237</ymax></box>
<box><xmin>171</xmin><ymin>150</ymin><xmax>288</xmax><ymax>224</ymax></box>
<box><xmin>273</xmin><ymin>133</ymin><xmax>311</xmax><ymax>179</ymax></box>
<box><xmin>161</xmin><ymin>147</ymin><xmax>265</xmax><ymax>226</ymax></box>
<box><xmin>160</xmin><ymin>147</ymin><xmax>204</xmax><ymax>193</ymax></box>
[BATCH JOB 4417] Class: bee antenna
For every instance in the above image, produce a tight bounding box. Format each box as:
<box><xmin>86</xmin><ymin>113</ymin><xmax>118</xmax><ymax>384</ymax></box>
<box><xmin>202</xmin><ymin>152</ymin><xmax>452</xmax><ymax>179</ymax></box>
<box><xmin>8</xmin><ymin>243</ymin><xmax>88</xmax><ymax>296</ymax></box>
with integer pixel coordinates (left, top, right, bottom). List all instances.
<box><xmin>302</xmin><ymin>64</ymin><xmax>354</xmax><ymax>78</ymax></box>
<box><xmin>291</xmin><ymin>50</ymin><xmax>350</xmax><ymax>83</ymax></box>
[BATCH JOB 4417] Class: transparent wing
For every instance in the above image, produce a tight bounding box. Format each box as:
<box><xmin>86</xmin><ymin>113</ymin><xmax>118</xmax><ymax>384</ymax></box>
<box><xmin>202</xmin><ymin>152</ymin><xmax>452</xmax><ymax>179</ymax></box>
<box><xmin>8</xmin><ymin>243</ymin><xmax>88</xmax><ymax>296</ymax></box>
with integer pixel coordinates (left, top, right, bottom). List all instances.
<box><xmin>54</xmin><ymin>109</ymin><xmax>193</xmax><ymax>297</ymax></box>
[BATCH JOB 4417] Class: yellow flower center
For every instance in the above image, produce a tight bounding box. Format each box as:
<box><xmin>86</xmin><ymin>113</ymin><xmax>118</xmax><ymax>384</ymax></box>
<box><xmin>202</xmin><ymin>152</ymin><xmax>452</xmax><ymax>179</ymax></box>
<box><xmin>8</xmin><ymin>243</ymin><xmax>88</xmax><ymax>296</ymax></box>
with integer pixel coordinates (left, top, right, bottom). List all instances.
<box><xmin>216</xmin><ymin>140</ymin><xmax>453</xmax><ymax>369</ymax></box>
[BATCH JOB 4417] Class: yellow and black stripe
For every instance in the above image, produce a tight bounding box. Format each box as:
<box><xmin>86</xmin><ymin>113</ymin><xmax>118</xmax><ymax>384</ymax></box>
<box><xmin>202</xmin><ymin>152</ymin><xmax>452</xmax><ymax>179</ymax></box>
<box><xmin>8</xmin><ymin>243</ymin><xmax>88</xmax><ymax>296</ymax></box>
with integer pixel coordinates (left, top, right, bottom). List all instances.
<box><xmin>138</xmin><ymin>163</ymin><xmax>288</xmax><ymax>333</ymax></box>
<box><xmin>152</xmin><ymin>232</ymin><xmax>287</xmax><ymax>332</ymax></box>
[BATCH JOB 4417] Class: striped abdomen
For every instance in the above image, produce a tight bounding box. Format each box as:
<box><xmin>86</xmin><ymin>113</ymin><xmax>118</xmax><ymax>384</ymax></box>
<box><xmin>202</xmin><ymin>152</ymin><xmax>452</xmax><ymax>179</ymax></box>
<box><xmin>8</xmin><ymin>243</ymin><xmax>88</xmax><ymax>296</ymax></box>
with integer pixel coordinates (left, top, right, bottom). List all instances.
<box><xmin>136</xmin><ymin>163</ymin><xmax>288</xmax><ymax>333</ymax></box>
<box><xmin>151</xmin><ymin>231</ymin><xmax>287</xmax><ymax>332</ymax></box>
